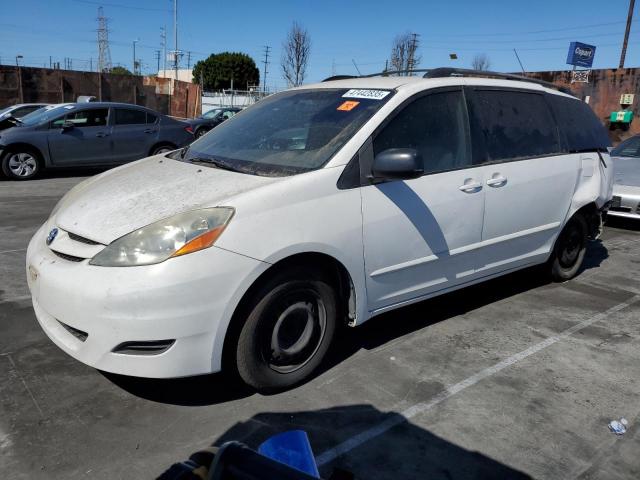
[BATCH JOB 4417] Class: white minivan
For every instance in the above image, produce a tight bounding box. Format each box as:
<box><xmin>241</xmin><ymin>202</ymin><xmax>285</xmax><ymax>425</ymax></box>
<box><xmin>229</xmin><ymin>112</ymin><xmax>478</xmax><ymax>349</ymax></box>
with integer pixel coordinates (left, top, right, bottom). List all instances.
<box><xmin>26</xmin><ymin>69</ymin><xmax>613</xmax><ymax>392</ymax></box>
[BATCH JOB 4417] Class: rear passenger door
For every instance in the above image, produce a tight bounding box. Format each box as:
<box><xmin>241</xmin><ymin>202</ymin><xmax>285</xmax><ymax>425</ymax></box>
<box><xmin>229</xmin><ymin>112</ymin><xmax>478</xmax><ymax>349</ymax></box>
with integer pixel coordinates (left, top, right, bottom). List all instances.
<box><xmin>361</xmin><ymin>88</ymin><xmax>486</xmax><ymax>311</ymax></box>
<box><xmin>110</xmin><ymin>108</ymin><xmax>158</xmax><ymax>163</ymax></box>
<box><xmin>465</xmin><ymin>88</ymin><xmax>578</xmax><ymax>275</ymax></box>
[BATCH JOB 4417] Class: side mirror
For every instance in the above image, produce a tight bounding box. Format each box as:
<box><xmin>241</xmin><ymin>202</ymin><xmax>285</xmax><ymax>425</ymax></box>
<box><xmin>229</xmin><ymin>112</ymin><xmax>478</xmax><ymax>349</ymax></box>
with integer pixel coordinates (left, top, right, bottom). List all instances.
<box><xmin>371</xmin><ymin>148</ymin><xmax>424</xmax><ymax>180</ymax></box>
<box><xmin>61</xmin><ymin>120</ymin><xmax>75</xmax><ymax>131</ymax></box>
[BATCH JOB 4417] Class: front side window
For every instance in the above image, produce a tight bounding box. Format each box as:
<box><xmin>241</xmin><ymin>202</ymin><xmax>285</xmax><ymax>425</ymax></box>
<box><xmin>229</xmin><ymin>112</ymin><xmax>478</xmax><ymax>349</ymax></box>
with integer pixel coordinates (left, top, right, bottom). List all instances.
<box><xmin>469</xmin><ymin>90</ymin><xmax>560</xmax><ymax>162</ymax></box>
<box><xmin>373</xmin><ymin>90</ymin><xmax>471</xmax><ymax>174</ymax></box>
<box><xmin>52</xmin><ymin>108</ymin><xmax>108</xmax><ymax>128</ymax></box>
<box><xmin>181</xmin><ymin>88</ymin><xmax>393</xmax><ymax>176</ymax></box>
<box><xmin>115</xmin><ymin>108</ymin><xmax>147</xmax><ymax>125</ymax></box>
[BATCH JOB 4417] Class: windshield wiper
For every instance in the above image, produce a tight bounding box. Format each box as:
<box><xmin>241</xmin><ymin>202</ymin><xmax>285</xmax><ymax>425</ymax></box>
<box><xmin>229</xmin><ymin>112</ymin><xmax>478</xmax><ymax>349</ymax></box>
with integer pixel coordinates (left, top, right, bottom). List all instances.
<box><xmin>187</xmin><ymin>156</ymin><xmax>242</xmax><ymax>173</ymax></box>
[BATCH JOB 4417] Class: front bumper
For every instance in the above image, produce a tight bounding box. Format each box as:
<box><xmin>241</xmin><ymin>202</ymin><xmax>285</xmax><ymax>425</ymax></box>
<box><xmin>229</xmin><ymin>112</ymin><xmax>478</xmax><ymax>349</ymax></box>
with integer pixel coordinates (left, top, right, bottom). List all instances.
<box><xmin>608</xmin><ymin>186</ymin><xmax>640</xmax><ymax>220</ymax></box>
<box><xmin>26</xmin><ymin>222</ymin><xmax>269</xmax><ymax>378</ymax></box>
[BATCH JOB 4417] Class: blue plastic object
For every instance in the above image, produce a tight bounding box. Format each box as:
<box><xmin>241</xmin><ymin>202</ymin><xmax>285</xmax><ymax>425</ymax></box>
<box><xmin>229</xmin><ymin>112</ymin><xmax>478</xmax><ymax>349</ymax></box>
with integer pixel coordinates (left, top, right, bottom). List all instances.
<box><xmin>258</xmin><ymin>430</ymin><xmax>320</xmax><ymax>478</ymax></box>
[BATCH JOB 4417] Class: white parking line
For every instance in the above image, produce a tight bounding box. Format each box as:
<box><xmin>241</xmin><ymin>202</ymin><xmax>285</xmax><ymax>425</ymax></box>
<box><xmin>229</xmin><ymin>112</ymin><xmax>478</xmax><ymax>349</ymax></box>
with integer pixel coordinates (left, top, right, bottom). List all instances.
<box><xmin>0</xmin><ymin>248</ymin><xmax>27</xmax><ymax>255</ymax></box>
<box><xmin>315</xmin><ymin>294</ymin><xmax>640</xmax><ymax>467</ymax></box>
<box><xmin>0</xmin><ymin>295</ymin><xmax>31</xmax><ymax>305</ymax></box>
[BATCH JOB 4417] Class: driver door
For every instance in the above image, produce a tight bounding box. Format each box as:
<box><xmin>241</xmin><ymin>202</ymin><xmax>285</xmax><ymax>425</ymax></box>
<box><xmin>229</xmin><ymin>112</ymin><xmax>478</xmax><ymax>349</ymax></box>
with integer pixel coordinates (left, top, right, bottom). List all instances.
<box><xmin>48</xmin><ymin>107</ymin><xmax>112</xmax><ymax>165</ymax></box>
<box><xmin>361</xmin><ymin>88</ymin><xmax>486</xmax><ymax>311</ymax></box>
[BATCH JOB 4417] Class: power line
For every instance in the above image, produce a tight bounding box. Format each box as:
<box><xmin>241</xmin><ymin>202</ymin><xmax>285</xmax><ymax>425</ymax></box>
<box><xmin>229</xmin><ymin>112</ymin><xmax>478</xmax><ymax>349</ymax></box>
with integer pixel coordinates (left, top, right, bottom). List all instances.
<box><xmin>71</xmin><ymin>0</ymin><xmax>170</xmax><ymax>12</ymax></box>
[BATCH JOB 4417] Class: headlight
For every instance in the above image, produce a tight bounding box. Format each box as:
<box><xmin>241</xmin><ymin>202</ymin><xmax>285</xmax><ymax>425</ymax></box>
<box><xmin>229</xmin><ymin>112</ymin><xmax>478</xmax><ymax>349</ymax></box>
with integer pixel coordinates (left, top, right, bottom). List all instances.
<box><xmin>89</xmin><ymin>207</ymin><xmax>234</xmax><ymax>267</ymax></box>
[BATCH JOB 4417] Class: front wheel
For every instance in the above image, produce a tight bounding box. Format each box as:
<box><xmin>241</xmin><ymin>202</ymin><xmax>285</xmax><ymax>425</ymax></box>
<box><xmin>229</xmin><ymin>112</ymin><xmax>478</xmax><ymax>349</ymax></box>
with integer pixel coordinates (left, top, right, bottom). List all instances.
<box><xmin>549</xmin><ymin>214</ymin><xmax>588</xmax><ymax>281</ymax></box>
<box><xmin>236</xmin><ymin>269</ymin><xmax>338</xmax><ymax>392</ymax></box>
<box><xmin>1</xmin><ymin>150</ymin><xmax>41</xmax><ymax>180</ymax></box>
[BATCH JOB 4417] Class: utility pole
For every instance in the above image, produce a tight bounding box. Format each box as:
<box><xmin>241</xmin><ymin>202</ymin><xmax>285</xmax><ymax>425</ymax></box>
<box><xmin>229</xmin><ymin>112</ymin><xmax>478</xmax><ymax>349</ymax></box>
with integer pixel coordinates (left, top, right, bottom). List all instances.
<box><xmin>407</xmin><ymin>33</ymin><xmax>420</xmax><ymax>74</ymax></box>
<box><xmin>155</xmin><ymin>50</ymin><xmax>161</xmax><ymax>73</ymax></box>
<box><xmin>49</xmin><ymin>56</ymin><xmax>52</xmax><ymax>69</ymax></box>
<box><xmin>187</xmin><ymin>50</ymin><xmax>192</xmax><ymax>70</ymax></box>
<box><xmin>173</xmin><ymin>0</ymin><xmax>179</xmax><ymax>81</ymax></box>
<box><xmin>133</xmin><ymin>39</ymin><xmax>139</xmax><ymax>75</ymax></box>
<box><xmin>620</xmin><ymin>0</ymin><xmax>636</xmax><ymax>68</ymax></box>
<box><xmin>160</xmin><ymin>26</ymin><xmax>167</xmax><ymax>75</ymax></box>
<box><xmin>262</xmin><ymin>45</ymin><xmax>271</xmax><ymax>94</ymax></box>
<box><xmin>90</xmin><ymin>57</ymin><xmax>92</xmax><ymax>72</ymax></box>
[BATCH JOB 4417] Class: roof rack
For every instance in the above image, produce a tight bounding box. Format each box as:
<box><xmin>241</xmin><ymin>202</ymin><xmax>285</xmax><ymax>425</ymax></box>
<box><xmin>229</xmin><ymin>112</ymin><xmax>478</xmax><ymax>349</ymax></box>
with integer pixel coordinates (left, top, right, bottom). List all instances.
<box><xmin>321</xmin><ymin>67</ymin><xmax>571</xmax><ymax>94</ymax></box>
<box><xmin>423</xmin><ymin>67</ymin><xmax>571</xmax><ymax>93</ymax></box>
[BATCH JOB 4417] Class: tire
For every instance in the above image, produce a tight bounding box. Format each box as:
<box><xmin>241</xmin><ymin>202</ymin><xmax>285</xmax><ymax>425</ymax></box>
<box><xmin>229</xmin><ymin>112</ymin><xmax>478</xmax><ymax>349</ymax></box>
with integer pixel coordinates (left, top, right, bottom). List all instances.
<box><xmin>195</xmin><ymin>128</ymin><xmax>208</xmax><ymax>138</ymax></box>
<box><xmin>1</xmin><ymin>148</ymin><xmax>41</xmax><ymax>180</ymax></box>
<box><xmin>236</xmin><ymin>268</ymin><xmax>338</xmax><ymax>392</ymax></box>
<box><xmin>150</xmin><ymin>144</ymin><xmax>175</xmax><ymax>156</ymax></box>
<box><xmin>549</xmin><ymin>214</ymin><xmax>588</xmax><ymax>281</ymax></box>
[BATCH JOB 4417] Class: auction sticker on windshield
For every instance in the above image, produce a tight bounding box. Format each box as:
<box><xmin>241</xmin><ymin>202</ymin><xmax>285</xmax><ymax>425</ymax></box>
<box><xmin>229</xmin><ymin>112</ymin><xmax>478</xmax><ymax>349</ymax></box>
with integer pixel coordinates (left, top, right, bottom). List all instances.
<box><xmin>337</xmin><ymin>100</ymin><xmax>360</xmax><ymax>111</ymax></box>
<box><xmin>342</xmin><ymin>89</ymin><xmax>391</xmax><ymax>100</ymax></box>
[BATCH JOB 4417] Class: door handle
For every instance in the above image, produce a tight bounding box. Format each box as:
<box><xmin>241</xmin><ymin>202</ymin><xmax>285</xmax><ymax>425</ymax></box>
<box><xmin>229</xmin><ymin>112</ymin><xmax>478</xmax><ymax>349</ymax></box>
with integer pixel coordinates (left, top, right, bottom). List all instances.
<box><xmin>144</xmin><ymin>129</ymin><xmax>157</xmax><ymax>134</ymax></box>
<box><xmin>486</xmin><ymin>175</ymin><xmax>507</xmax><ymax>187</ymax></box>
<box><xmin>459</xmin><ymin>180</ymin><xmax>482</xmax><ymax>193</ymax></box>
<box><xmin>95</xmin><ymin>132</ymin><xmax>109</xmax><ymax>138</ymax></box>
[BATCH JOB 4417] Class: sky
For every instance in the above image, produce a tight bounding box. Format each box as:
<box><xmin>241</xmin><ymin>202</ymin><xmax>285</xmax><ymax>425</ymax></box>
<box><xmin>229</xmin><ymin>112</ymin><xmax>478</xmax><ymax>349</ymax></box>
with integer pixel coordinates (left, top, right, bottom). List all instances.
<box><xmin>1</xmin><ymin>0</ymin><xmax>639</xmax><ymax>90</ymax></box>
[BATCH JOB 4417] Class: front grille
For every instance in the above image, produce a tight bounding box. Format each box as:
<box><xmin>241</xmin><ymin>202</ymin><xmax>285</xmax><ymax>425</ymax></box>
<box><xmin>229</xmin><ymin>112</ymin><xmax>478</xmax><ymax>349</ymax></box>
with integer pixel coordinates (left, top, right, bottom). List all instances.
<box><xmin>58</xmin><ymin>321</ymin><xmax>88</xmax><ymax>342</ymax></box>
<box><xmin>68</xmin><ymin>232</ymin><xmax>100</xmax><ymax>245</ymax></box>
<box><xmin>52</xmin><ymin>250</ymin><xmax>84</xmax><ymax>262</ymax></box>
<box><xmin>112</xmin><ymin>340</ymin><xmax>175</xmax><ymax>356</ymax></box>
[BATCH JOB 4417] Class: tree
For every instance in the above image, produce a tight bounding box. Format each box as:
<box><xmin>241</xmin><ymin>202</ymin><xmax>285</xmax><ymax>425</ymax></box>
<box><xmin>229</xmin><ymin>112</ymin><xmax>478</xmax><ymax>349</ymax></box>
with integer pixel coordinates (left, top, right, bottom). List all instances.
<box><xmin>472</xmin><ymin>54</ymin><xmax>491</xmax><ymax>71</ymax></box>
<box><xmin>390</xmin><ymin>32</ymin><xmax>421</xmax><ymax>75</ymax></box>
<box><xmin>110</xmin><ymin>66</ymin><xmax>132</xmax><ymax>75</ymax></box>
<box><xmin>281</xmin><ymin>22</ymin><xmax>311</xmax><ymax>87</ymax></box>
<box><xmin>192</xmin><ymin>52</ymin><xmax>259</xmax><ymax>91</ymax></box>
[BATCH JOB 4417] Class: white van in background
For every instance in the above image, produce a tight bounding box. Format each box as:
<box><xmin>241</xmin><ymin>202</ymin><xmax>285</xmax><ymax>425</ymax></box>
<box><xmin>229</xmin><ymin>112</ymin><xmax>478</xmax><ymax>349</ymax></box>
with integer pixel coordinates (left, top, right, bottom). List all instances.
<box><xmin>26</xmin><ymin>69</ymin><xmax>613</xmax><ymax>392</ymax></box>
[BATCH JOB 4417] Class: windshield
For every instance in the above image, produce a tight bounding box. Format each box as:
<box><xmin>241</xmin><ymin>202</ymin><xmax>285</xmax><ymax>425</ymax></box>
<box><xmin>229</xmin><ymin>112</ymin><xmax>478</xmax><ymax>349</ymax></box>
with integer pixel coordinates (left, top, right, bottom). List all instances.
<box><xmin>611</xmin><ymin>136</ymin><xmax>640</xmax><ymax>158</ymax></box>
<box><xmin>181</xmin><ymin>88</ymin><xmax>393</xmax><ymax>176</ymax></box>
<box><xmin>20</xmin><ymin>104</ymin><xmax>76</xmax><ymax>127</ymax></box>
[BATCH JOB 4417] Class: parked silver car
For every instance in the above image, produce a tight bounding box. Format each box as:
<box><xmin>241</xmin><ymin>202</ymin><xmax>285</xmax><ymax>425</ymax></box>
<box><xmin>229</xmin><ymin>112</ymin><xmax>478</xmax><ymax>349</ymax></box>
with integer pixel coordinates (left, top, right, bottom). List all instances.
<box><xmin>0</xmin><ymin>102</ymin><xmax>194</xmax><ymax>180</ymax></box>
<box><xmin>0</xmin><ymin>103</ymin><xmax>49</xmax><ymax>131</ymax></box>
<box><xmin>609</xmin><ymin>135</ymin><xmax>640</xmax><ymax>219</ymax></box>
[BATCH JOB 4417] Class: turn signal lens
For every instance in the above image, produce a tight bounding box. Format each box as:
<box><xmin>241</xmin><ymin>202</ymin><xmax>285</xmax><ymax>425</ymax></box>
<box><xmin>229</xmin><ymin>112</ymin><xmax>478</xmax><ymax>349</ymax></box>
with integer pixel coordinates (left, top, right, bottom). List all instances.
<box><xmin>172</xmin><ymin>225</ymin><xmax>226</xmax><ymax>257</ymax></box>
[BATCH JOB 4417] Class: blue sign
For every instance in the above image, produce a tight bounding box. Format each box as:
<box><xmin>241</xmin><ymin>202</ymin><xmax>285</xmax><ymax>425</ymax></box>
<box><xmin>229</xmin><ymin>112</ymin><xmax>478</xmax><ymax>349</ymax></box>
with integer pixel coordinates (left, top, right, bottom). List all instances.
<box><xmin>566</xmin><ymin>42</ymin><xmax>596</xmax><ymax>68</ymax></box>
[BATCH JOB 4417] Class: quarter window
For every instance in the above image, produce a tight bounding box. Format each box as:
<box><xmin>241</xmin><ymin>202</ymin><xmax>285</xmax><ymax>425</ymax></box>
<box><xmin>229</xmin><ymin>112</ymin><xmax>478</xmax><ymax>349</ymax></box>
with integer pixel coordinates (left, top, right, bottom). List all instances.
<box><xmin>373</xmin><ymin>91</ymin><xmax>472</xmax><ymax>174</ymax></box>
<box><xmin>146</xmin><ymin>113</ymin><xmax>157</xmax><ymax>124</ymax></box>
<box><xmin>115</xmin><ymin>108</ymin><xmax>147</xmax><ymax>125</ymax></box>
<box><xmin>549</xmin><ymin>95</ymin><xmax>611</xmax><ymax>152</ymax></box>
<box><xmin>469</xmin><ymin>90</ymin><xmax>560</xmax><ymax>162</ymax></box>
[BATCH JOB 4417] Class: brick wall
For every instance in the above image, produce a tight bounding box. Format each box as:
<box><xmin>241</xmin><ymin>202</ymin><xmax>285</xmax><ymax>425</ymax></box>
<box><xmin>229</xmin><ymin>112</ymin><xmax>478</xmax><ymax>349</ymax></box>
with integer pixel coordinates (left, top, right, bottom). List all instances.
<box><xmin>0</xmin><ymin>66</ymin><xmax>201</xmax><ymax>117</ymax></box>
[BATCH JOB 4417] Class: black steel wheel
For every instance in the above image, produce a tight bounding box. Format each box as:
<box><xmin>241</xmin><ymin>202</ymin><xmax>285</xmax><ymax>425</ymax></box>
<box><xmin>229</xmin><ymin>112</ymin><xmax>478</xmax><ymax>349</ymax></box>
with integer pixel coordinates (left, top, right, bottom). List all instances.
<box><xmin>236</xmin><ymin>268</ymin><xmax>337</xmax><ymax>392</ymax></box>
<box><xmin>549</xmin><ymin>214</ymin><xmax>588</xmax><ymax>281</ymax></box>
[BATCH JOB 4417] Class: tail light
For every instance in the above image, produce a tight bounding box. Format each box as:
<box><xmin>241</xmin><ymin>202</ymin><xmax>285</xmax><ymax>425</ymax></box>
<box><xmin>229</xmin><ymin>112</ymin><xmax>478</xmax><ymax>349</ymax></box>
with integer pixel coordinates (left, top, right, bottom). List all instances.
<box><xmin>185</xmin><ymin>126</ymin><xmax>194</xmax><ymax>134</ymax></box>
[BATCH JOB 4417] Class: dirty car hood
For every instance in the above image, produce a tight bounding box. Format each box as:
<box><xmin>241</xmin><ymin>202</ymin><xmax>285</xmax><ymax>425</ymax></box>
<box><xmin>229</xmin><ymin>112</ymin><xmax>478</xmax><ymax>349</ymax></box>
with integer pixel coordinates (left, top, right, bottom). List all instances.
<box><xmin>55</xmin><ymin>156</ymin><xmax>280</xmax><ymax>244</ymax></box>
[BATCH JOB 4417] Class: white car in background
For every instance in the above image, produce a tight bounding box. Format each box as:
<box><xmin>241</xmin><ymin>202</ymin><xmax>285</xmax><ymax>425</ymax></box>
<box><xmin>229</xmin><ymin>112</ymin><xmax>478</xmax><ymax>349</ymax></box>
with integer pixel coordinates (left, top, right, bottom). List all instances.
<box><xmin>609</xmin><ymin>135</ymin><xmax>640</xmax><ymax>220</ymax></box>
<box><xmin>26</xmin><ymin>68</ymin><xmax>613</xmax><ymax>392</ymax></box>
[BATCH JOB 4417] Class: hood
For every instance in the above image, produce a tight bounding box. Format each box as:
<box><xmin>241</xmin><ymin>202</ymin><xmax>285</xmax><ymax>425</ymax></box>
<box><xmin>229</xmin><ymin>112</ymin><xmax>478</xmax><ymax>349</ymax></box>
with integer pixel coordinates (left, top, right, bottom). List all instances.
<box><xmin>55</xmin><ymin>156</ymin><xmax>281</xmax><ymax>244</ymax></box>
<box><xmin>612</xmin><ymin>156</ymin><xmax>640</xmax><ymax>187</ymax></box>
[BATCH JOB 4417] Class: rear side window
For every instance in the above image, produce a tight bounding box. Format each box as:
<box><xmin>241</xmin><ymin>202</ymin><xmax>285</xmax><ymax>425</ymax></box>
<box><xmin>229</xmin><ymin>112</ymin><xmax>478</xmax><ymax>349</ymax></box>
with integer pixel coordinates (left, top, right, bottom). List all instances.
<box><xmin>115</xmin><ymin>108</ymin><xmax>147</xmax><ymax>125</ymax></box>
<box><xmin>468</xmin><ymin>90</ymin><xmax>560</xmax><ymax>162</ymax></box>
<box><xmin>146</xmin><ymin>113</ymin><xmax>157</xmax><ymax>124</ymax></box>
<box><xmin>373</xmin><ymin>91</ymin><xmax>471</xmax><ymax>174</ymax></box>
<box><xmin>549</xmin><ymin>95</ymin><xmax>611</xmax><ymax>152</ymax></box>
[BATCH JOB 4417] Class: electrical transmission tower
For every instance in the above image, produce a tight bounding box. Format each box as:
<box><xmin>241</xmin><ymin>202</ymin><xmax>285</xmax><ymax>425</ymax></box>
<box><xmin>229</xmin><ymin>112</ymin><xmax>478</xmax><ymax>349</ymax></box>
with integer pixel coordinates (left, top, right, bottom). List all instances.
<box><xmin>262</xmin><ymin>45</ymin><xmax>271</xmax><ymax>94</ymax></box>
<box><xmin>97</xmin><ymin>7</ymin><xmax>112</xmax><ymax>72</ymax></box>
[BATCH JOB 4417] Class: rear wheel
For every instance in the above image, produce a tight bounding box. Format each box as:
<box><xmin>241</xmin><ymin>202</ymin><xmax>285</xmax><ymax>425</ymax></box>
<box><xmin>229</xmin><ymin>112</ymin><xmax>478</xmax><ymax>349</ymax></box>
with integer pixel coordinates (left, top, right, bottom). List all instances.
<box><xmin>150</xmin><ymin>144</ymin><xmax>175</xmax><ymax>156</ymax></box>
<box><xmin>236</xmin><ymin>268</ymin><xmax>338</xmax><ymax>392</ymax></box>
<box><xmin>549</xmin><ymin>214</ymin><xmax>588</xmax><ymax>281</ymax></box>
<box><xmin>1</xmin><ymin>149</ymin><xmax>41</xmax><ymax>180</ymax></box>
<box><xmin>195</xmin><ymin>128</ymin><xmax>208</xmax><ymax>138</ymax></box>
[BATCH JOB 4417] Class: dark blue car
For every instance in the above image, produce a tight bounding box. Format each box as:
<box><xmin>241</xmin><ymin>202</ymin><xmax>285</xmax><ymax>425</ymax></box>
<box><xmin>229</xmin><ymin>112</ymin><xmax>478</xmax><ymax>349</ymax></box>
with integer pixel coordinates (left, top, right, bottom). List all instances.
<box><xmin>0</xmin><ymin>102</ymin><xmax>194</xmax><ymax>180</ymax></box>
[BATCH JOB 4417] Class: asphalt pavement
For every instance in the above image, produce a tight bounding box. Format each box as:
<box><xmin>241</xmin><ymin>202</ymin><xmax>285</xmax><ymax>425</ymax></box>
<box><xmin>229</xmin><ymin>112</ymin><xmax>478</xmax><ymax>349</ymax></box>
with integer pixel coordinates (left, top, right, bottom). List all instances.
<box><xmin>1</xmin><ymin>172</ymin><xmax>639</xmax><ymax>479</ymax></box>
